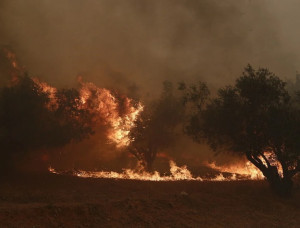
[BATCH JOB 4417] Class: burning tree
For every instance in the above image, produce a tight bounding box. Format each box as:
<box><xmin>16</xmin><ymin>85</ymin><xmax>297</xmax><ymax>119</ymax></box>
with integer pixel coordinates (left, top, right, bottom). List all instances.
<box><xmin>182</xmin><ymin>65</ymin><xmax>300</xmax><ymax>196</ymax></box>
<box><xmin>0</xmin><ymin>75</ymin><xmax>93</xmax><ymax>172</ymax></box>
<box><xmin>128</xmin><ymin>81</ymin><xmax>184</xmax><ymax>172</ymax></box>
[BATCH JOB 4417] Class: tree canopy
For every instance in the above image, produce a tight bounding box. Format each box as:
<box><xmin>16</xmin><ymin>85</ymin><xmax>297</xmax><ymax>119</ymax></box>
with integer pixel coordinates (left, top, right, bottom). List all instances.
<box><xmin>128</xmin><ymin>81</ymin><xmax>184</xmax><ymax>171</ymax></box>
<box><xmin>183</xmin><ymin>65</ymin><xmax>300</xmax><ymax>195</ymax></box>
<box><xmin>0</xmin><ymin>75</ymin><xmax>93</xmax><ymax>171</ymax></box>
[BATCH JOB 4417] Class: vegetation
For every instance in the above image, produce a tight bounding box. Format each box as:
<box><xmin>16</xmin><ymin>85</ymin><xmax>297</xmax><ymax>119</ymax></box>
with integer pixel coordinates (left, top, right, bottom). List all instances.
<box><xmin>182</xmin><ymin>65</ymin><xmax>300</xmax><ymax>196</ymax></box>
<box><xmin>0</xmin><ymin>75</ymin><xmax>93</xmax><ymax>171</ymax></box>
<box><xmin>128</xmin><ymin>81</ymin><xmax>184</xmax><ymax>171</ymax></box>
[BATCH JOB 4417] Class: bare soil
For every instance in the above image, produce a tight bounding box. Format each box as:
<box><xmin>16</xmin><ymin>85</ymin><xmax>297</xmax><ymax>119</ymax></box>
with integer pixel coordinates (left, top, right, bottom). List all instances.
<box><xmin>0</xmin><ymin>173</ymin><xmax>299</xmax><ymax>227</ymax></box>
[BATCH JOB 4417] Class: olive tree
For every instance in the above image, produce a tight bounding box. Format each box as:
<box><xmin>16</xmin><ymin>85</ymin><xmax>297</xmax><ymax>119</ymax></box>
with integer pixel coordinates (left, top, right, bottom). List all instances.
<box><xmin>182</xmin><ymin>65</ymin><xmax>300</xmax><ymax>196</ymax></box>
<box><xmin>128</xmin><ymin>81</ymin><xmax>184</xmax><ymax>172</ymax></box>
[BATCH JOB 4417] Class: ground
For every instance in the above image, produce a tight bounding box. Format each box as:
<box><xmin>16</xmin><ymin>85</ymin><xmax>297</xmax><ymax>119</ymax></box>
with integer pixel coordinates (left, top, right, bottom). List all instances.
<box><xmin>0</xmin><ymin>173</ymin><xmax>299</xmax><ymax>227</ymax></box>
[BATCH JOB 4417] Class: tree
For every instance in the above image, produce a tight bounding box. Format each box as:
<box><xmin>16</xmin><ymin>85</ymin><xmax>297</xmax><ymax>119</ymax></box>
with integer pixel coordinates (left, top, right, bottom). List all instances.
<box><xmin>183</xmin><ymin>65</ymin><xmax>300</xmax><ymax>196</ymax></box>
<box><xmin>54</xmin><ymin>88</ymin><xmax>94</xmax><ymax>146</ymax></box>
<box><xmin>128</xmin><ymin>81</ymin><xmax>184</xmax><ymax>172</ymax></box>
<box><xmin>0</xmin><ymin>75</ymin><xmax>93</xmax><ymax>172</ymax></box>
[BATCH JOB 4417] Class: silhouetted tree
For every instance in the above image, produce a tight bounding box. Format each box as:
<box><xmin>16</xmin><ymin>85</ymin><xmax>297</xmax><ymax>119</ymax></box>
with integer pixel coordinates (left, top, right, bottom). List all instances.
<box><xmin>128</xmin><ymin>81</ymin><xmax>184</xmax><ymax>171</ymax></box>
<box><xmin>183</xmin><ymin>65</ymin><xmax>300</xmax><ymax>196</ymax></box>
<box><xmin>0</xmin><ymin>75</ymin><xmax>93</xmax><ymax>171</ymax></box>
<box><xmin>54</xmin><ymin>88</ymin><xmax>94</xmax><ymax>146</ymax></box>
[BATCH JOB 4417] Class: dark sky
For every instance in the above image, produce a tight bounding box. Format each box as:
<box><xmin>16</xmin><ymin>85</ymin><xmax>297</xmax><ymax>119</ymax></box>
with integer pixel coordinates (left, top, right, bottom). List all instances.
<box><xmin>0</xmin><ymin>0</ymin><xmax>299</xmax><ymax>95</ymax></box>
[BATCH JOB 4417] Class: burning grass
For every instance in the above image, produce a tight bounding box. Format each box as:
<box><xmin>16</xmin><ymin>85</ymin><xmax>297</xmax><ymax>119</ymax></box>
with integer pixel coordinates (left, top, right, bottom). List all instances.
<box><xmin>49</xmin><ymin>159</ymin><xmax>266</xmax><ymax>182</ymax></box>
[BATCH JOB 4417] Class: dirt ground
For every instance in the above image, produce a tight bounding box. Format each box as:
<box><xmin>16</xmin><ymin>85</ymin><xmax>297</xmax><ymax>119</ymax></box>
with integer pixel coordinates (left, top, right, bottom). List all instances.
<box><xmin>0</xmin><ymin>173</ymin><xmax>299</xmax><ymax>228</ymax></box>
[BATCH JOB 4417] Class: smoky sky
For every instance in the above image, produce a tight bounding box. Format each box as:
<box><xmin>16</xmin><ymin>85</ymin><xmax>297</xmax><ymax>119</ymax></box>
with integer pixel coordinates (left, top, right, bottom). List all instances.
<box><xmin>0</xmin><ymin>0</ymin><xmax>299</xmax><ymax>96</ymax></box>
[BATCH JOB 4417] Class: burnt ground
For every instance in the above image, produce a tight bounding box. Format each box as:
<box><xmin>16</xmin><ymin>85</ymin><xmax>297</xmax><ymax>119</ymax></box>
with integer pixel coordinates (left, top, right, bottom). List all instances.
<box><xmin>0</xmin><ymin>173</ymin><xmax>299</xmax><ymax>228</ymax></box>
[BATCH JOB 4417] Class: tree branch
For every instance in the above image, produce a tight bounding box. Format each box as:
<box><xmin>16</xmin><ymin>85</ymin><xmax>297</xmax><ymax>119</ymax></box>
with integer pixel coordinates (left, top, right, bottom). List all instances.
<box><xmin>246</xmin><ymin>151</ymin><xmax>267</xmax><ymax>174</ymax></box>
<box><xmin>274</xmin><ymin>148</ymin><xmax>289</xmax><ymax>178</ymax></box>
<box><xmin>259</xmin><ymin>152</ymin><xmax>271</xmax><ymax>168</ymax></box>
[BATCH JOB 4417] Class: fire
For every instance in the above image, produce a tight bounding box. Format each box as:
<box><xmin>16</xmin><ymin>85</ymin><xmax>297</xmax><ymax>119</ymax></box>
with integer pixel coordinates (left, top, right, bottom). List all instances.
<box><xmin>49</xmin><ymin>160</ymin><xmax>266</xmax><ymax>182</ymax></box>
<box><xmin>49</xmin><ymin>160</ymin><xmax>203</xmax><ymax>181</ymax></box>
<box><xmin>78</xmin><ymin>78</ymin><xmax>143</xmax><ymax>147</ymax></box>
<box><xmin>262</xmin><ymin>151</ymin><xmax>283</xmax><ymax>177</ymax></box>
<box><xmin>32</xmin><ymin>77</ymin><xmax>58</xmax><ymax>109</ymax></box>
<box><xmin>32</xmin><ymin>77</ymin><xmax>143</xmax><ymax>148</ymax></box>
<box><xmin>204</xmin><ymin>150</ymin><xmax>285</xmax><ymax>180</ymax></box>
<box><xmin>2</xmin><ymin>49</ymin><xmax>143</xmax><ymax>148</ymax></box>
<box><xmin>3</xmin><ymin>48</ymin><xmax>276</xmax><ymax>182</ymax></box>
<box><xmin>205</xmin><ymin>161</ymin><xmax>264</xmax><ymax>180</ymax></box>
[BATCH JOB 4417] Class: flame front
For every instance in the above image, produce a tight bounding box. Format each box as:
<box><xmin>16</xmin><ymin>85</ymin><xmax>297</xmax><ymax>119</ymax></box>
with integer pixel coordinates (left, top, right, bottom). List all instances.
<box><xmin>49</xmin><ymin>160</ymin><xmax>266</xmax><ymax>182</ymax></box>
<box><xmin>49</xmin><ymin>160</ymin><xmax>203</xmax><ymax>181</ymax></box>
<box><xmin>205</xmin><ymin>161</ymin><xmax>264</xmax><ymax>180</ymax></box>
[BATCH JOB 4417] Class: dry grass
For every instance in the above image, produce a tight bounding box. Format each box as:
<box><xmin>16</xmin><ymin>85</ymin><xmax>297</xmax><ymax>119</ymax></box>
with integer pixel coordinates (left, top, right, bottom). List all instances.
<box><xmin>0</xmin><ymin>173</ymin><xmax>299</xmax><ymax>227</ymax></box>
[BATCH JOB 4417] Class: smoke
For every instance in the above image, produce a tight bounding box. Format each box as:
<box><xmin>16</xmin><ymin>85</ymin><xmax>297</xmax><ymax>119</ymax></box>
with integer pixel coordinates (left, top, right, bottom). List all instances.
<box><xmin>1</xmin><ymin>0</ymin><xmax>299</xmax><ymax>170</ymax></box>
<box><xmin>0</xmin><ymin>1</ymin><xmax>298</xmax><ymax>92</ymax></box>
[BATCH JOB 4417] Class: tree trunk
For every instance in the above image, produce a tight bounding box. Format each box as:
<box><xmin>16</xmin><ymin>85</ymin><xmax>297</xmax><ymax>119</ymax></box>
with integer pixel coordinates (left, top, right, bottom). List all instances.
<box><xmin>246</xmin><ymin>152</ymin><xmax>294</xmax><ymax>197</ymax></box>
<box><xmin>144</xmin><ymin>147</ymin><xmax>156</xmax><ymax>173</ymax></box>
<box><xmin>264</xmin><ymin>166</ymin><xmax>293</xmax><ymax>197</ymax></box>
<box><xmin>144</xmin><ymin>161</ymin><xmax>153</xmax><ymax>173</ymax></box>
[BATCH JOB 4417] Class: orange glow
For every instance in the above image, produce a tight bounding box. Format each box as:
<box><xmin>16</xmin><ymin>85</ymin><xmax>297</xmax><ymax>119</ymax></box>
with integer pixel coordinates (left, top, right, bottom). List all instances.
<box><xmin>78</xmin><ymin>78</ymin><xmax>143</xmax><ymax>147</ymax></box>
<box><xmin>49</xmin><ymin>159</ymin><xmax>267</xmax><ymax>182</ymax></box>
<box><xmin>205</xmin><ymin>161</ymin><xmax>264</xmax><ymax>180</ymax></box>
<box><xmin>2</xmin><ymin>47</ymin><xmax>23</xmax><ymax>84</ymax></box>
<box><xmin>32</xmin><ymin>78</ymin><xmax>58</xmax><ymax>109</ymax></box>
<box><xmin>49</xmin><ymin>160</ymin><xmax>203</xmax><ymax>181</ymax></box>
<box><xmin>33</xmin><ymin>76</ymin><xmax>144</xmax><ymax>148</ymax></box>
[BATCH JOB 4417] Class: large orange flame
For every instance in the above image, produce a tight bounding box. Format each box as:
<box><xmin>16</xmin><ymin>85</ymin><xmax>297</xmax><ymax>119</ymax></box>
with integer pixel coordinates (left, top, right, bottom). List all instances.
<box><xmin>77</xmin><ymin>77</ymin><xmax>143</xmax><ymax>147</ymax></box>
<box><xmin>31</xmin><ymin>76</ymin><xmax>143</xmax><ymax>148</ymax></box>
<box><xmin>49</xmin><ymin>160</ymin><xmax>203</xmax><ymax>181</ymax></box>
<box><xmin>3</xmin><ymin>48</ymin><xmax>143</xmax><ymax>148</ymax></box>
<box><xmin>32</xmin><ymin>77</ymin><xmax>58</xmax><ymax>110</ymax></box>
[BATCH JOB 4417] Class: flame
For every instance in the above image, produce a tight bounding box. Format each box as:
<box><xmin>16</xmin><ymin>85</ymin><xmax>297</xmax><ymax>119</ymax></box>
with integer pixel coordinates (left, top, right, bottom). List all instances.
<box><xmin>2</xmin><ymin>49</ymin><xmax>143</xmax><ymax>148</ymax></box>
<box><xmin>262</xmin><ymin>151</ymin><xmax>283</xmax><ymax>177</ymax></box>
<box><xmin>33</xmin><ymin>77</ymin><xmax>143</xmax><ymax>148</ymax></box>
<box><xmin>78</xmin><ymin>78</ymin><xmax>143</xmax><ymax>147</ymax></box>
<box><xmin>49</xmin><ymin>160</ymin><xmax>203</xmax><ymax>181</ymax></box>
<box><xmin>4</xmin><ymin>49</ymin><xmax>281</xmax><ymax>181</ymax></box>
<box><xmin>32</xmin><ymin>78</ymin><xmax>58</xmax><ymax>109</ymax></box>
<box><xmin>48</xmin><ymin>160</ymin><xmax>266</xmax><ymax>182</ymax></box>
<box><xmin>205</xmin><ymin>152</ymin><xmax>284</xmax><ymax>180</ymax></box>
<box><xmin>205</xmin><ymin>161</ymin><xmax>264</xmax><ymax>180</ymax></box>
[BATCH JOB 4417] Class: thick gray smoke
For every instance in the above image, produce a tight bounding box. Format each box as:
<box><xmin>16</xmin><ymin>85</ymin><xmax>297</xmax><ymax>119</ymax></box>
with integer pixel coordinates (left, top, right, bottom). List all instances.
<box><xmin>0</xmin><ymin>0</ymin><xmax>299</xmax><ymax>170</ymax></box>
<box><xmin>0</xmin><ymin>0</ymin><xmax>298</xmax><ymax>94</ymax></box>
